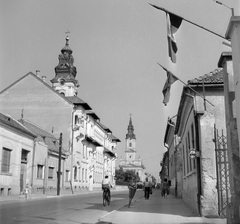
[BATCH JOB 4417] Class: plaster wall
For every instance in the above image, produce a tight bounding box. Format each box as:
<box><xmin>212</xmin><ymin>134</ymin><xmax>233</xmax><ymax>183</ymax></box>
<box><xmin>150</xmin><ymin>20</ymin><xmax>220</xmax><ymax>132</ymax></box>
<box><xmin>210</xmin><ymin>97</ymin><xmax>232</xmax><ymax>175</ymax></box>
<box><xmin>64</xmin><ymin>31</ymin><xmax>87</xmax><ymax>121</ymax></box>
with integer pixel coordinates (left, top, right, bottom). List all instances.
<box><xmin>178</xmin><ymin>106</ymin><xmax>199</xmax><ymax>213</ymax></box>
<box><xmin>0</xmin><ymin>127</ymin><xmax>34</xmax><ymax>195</ymax></box>
<box><xmin>0</xmin><ymin>75</ymin><xmax>73</xmax><ymax>152</ymax></box>
<box><xmin>200</xmin><ymin>112</ymin><xmax>218</xmax><ymax>217</ymax></box>
<box><xmin>31</xmin><ymin>141</ymin><xmax>48</xmax><ymax>190</ymax></box>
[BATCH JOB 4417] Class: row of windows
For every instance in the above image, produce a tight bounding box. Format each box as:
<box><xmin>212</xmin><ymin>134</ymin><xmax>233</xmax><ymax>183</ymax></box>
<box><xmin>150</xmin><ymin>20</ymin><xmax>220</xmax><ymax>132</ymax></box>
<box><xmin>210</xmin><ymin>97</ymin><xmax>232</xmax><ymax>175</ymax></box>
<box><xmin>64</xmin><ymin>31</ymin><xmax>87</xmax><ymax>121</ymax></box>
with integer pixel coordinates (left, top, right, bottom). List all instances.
<box><xmin>93</xmin><ymin>171</ymin><xmax>103</xmax><ymax>184</ymax></box>
<box><xmin>182</xmin><ymin>123</ymin><xmax>196</xmax><ymax>176</ymax></box>
<box><xmin>73</xmin><ymin>167</ymin><xmax>88</xmax><ymax>182</ymax></box>
<box><xmin>1</xmin><ymin>148</ymin><xmax>105</xmax><ymax>184</ymax></box>
<box><xmin>36</xmin><ymin>165</ymin><xmax>89</xmax><ymax>183</ymax></box>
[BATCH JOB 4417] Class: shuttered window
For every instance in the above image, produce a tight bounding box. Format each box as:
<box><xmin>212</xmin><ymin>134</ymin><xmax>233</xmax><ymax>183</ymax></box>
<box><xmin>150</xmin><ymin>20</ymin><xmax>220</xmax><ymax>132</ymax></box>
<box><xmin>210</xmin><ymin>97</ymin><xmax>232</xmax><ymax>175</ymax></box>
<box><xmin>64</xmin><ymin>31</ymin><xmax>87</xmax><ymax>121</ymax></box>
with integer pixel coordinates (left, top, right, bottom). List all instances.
<box><xmin>2</xmin><ymin>148</ymin><xmax>11</xmax><ymax>173</ymax></box>
<box><xmin>48</xmin><ymin>167</ymin><xmax>54</xmax><ymax>179</ymax></box>
<box><xmin>65</xmin><ymin>170</ymin><xmax>70</xmax><ymax>181</ymax></box>
<box><xmin>37</xmin><ymin>165</ymin><xmax>44</xmax><ymax>179</ymax></box>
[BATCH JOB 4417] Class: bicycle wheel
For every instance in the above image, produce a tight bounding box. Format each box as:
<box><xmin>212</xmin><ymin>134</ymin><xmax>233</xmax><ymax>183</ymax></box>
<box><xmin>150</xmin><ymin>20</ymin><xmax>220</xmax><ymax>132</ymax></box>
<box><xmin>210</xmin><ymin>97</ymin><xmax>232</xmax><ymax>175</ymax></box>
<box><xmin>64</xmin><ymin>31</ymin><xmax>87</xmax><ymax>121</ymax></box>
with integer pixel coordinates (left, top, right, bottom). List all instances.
<box><xmin>107</xmin><ymin>192</ymin><xmax>111</xmax><ymax>205</ymax></box>
<box><xmin>103</xmin><ymin>191</ymin><xmax>107</xmax><ymax>206</ymax></box>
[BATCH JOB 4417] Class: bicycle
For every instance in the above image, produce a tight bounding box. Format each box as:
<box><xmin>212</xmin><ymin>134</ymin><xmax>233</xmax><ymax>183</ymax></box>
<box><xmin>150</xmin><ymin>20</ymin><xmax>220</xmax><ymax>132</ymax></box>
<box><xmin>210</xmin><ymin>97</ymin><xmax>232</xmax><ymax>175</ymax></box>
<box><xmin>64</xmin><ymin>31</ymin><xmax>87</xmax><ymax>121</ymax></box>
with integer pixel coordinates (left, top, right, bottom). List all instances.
<box><xmin>103</xmin><ymin>188</ymin><xmax>111</xmax><ymax>206</ymax></box>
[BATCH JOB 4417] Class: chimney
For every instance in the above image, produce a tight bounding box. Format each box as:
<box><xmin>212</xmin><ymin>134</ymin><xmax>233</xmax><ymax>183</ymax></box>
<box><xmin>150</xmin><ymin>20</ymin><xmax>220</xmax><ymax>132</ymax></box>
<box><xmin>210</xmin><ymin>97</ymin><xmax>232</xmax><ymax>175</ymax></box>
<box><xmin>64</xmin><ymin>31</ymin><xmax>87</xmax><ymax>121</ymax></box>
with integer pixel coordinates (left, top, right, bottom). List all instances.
<box><xmin>42</xmin><ymin>76</ymin><xmax>46</xmax><ymax>82</ymax></box>
<box><xmin>36</xmin><ymin>70</ymin><xmax>40</xmax><ymax>77</ymax></box>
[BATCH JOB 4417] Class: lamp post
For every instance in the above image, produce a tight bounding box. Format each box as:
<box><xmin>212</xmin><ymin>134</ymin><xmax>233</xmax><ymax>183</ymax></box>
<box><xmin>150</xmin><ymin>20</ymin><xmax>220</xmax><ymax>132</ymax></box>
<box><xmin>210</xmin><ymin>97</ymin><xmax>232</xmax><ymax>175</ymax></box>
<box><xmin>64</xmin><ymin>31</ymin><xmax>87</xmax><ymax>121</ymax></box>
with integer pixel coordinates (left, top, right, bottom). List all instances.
<box><xmin>214</xmin><ymin>0</ymin><xmax>234</xmax><ymax>16</ymax></box>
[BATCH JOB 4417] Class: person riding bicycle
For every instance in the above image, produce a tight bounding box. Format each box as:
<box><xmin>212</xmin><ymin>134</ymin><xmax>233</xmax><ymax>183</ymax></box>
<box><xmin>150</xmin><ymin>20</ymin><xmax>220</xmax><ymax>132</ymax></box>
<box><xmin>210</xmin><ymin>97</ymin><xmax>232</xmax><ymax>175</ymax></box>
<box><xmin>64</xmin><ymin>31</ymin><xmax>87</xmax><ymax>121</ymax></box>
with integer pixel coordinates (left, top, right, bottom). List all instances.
<box><xmin>102</xmin><ymin>175</ymin><xmax>111</xmax><ymax>198</ymax></box>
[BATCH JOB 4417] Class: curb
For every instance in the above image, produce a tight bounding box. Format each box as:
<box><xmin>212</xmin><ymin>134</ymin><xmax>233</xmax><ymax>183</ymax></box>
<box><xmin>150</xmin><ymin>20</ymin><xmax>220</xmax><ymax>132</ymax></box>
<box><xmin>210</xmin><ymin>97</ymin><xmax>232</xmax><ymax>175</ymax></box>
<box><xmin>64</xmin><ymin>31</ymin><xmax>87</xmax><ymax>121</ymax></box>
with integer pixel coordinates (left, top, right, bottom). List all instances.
<box><xmin>0</xmin><ymin>187</ymin><xmax>129</xmax><ymax>203</ymax></box>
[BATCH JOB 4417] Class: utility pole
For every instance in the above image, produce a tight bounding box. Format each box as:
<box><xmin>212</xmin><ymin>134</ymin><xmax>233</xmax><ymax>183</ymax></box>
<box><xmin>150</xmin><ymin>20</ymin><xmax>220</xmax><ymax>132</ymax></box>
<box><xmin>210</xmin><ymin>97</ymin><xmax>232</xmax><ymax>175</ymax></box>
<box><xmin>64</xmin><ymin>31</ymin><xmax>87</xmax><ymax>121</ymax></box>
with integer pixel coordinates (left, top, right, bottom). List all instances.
<box><xmin>57</xmin><ymin>133</ymin><xmax>62</xmax><ymax>196</ymax></box>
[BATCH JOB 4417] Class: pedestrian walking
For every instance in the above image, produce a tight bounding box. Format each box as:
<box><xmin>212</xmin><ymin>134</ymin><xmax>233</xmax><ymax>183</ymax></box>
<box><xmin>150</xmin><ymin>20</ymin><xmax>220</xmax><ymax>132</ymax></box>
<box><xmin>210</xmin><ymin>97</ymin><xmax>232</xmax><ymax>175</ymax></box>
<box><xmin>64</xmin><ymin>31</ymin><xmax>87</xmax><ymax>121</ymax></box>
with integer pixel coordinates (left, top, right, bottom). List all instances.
<box><xmin>143</xmin><ymin>177</ymin><xmax>152</xmax><ymax>199</ymax></box>
<box><xmin>128</xmin><ymin>178</ymin><xmax>137</xmax><ymax>208</ymax></box>
<box><xmin>23</xmin><ymin>183</ymin><xmax>31</xmax><ymax>200</ymax></box>
<box><xmin>161</xmin><ymin>178</ymin><xmax>169</xmax><ymax>198</ymax></box>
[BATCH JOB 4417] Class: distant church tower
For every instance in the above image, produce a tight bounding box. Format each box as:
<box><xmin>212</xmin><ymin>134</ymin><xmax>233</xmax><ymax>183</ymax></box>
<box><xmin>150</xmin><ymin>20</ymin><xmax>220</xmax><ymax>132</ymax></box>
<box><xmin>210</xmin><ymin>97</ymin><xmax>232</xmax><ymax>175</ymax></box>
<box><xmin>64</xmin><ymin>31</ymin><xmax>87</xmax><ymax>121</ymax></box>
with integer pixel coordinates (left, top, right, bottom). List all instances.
<box><xmin>51</xmin><ymin>36</ymin><xmax>79</xmax><ymax>97</ymax></box>
<box><xmin>119</xmin><ymin>115</ymin><xmax>145</xmax><ymax>182</ymax></box>
<box><xmin>125</xmin><ymin>115</ymin><xmax>136</xmax><ymax>161</ymax></box>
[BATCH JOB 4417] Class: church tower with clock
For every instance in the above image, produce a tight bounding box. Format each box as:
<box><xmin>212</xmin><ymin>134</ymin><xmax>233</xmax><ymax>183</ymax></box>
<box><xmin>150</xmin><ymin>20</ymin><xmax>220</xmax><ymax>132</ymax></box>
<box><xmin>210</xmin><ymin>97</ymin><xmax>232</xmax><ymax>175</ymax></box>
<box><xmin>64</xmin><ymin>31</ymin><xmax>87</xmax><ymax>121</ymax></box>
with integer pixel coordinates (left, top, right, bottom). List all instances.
<box><xmin>125</xmin><ymin>115</ymin><xmax>136</xmax><ymax>162</ymax></box>
<box><xmin>119</xmin><ymin>115</ymin><xmax>145</xmax><ymax>182</ymax></box>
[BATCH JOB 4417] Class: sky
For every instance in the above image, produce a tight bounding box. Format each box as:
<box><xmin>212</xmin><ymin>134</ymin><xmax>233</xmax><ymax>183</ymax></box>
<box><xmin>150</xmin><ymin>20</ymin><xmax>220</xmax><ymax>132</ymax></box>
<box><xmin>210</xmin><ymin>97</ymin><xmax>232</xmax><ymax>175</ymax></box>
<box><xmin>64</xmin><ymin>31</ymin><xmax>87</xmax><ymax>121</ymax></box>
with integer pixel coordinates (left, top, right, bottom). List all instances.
<box><xmin>0</xmin><ymin>0</ymin><xmax>238</xmax><ymax>181</ymax></box>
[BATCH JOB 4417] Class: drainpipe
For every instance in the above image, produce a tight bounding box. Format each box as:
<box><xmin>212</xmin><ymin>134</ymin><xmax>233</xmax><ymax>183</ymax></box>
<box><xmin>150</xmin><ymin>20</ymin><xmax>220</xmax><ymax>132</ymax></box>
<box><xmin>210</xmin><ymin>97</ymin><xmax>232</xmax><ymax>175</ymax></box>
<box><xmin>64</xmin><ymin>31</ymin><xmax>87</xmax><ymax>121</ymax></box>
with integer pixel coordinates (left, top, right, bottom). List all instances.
<box><xmin>70</xmin><ymin>106</ymin><xmax>77</xmax><ymax>194</ymax></box>
<box><xmin>195</xmin><ymin>111</ymin><xmax>204</xmax><ymax>216</ymax></box>
<box><xmin>174</xmin><ymin>136</ymin><xmax>178</xmax><ymax>198</ymax></box>
<box><xmin>31</xmin><ymin>138</ymin><xmax>37</xmax><ymax>190</ymax></box>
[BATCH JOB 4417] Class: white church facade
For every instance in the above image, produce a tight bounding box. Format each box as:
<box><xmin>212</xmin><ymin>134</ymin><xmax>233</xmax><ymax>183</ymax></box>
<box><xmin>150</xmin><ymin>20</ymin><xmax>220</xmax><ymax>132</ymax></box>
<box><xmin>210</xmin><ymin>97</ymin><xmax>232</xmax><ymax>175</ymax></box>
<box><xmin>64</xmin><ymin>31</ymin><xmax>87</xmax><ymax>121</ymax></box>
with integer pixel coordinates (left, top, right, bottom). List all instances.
<box><xmin>119</xmin><ymin>116</ymin><xmax>145</xmax><ymax>182</ymax></box>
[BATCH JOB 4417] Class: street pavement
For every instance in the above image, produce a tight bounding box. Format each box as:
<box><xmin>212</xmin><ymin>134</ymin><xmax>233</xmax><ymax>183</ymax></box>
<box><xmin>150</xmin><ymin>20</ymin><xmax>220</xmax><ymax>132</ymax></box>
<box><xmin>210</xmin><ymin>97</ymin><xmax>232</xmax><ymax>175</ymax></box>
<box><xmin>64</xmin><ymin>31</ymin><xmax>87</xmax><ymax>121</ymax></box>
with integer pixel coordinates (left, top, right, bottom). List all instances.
<box><xmin>0</xmin><ymin>187</ymin><xmax>227</xmax><ymax>224</ymax></box>
<box><xmin>99</xmin><ymin>189</ymin><xmax>227</xmax><ymax>224</ymax></box>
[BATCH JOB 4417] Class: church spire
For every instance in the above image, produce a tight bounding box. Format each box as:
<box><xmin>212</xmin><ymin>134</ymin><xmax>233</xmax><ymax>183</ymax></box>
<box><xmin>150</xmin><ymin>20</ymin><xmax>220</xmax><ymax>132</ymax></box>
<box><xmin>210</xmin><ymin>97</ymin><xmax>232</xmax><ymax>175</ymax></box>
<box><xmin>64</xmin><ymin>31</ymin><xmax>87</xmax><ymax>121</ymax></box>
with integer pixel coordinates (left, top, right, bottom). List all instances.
<box><xmin>126</xmin><ymin>114</ymin><xmax>136</xmax><ymax>139</ymax></box>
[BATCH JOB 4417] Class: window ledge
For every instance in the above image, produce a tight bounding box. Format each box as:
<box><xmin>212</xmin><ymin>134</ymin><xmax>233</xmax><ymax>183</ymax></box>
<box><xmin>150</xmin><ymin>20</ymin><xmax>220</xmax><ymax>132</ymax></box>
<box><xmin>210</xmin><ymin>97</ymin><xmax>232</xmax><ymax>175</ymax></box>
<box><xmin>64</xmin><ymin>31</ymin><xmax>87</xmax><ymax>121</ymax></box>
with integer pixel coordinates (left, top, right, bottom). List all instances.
<box><xmin>1</xmin><ymin>172</ymin><xmax>12</xmax><ymax>176</ymax></box>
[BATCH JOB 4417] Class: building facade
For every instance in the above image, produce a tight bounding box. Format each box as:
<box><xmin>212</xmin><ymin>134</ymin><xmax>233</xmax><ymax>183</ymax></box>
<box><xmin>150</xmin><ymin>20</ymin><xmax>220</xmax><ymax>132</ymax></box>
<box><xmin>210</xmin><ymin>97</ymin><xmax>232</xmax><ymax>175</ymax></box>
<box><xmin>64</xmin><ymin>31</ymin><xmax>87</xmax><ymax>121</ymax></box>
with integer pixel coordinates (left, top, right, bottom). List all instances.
<box><xmin>173</xmin><ymin>68</ymin><xmax>226</xmax><ymax>217</ymax></box>
<box><xmin>162</xmin><ymin>68</ymin><xmax>226</xmax><ymax>216</ymax></box>
<box><xmin>0</xmin><ymin>37</ymin><xmax>120</xmax><ymax>195</ymax></box>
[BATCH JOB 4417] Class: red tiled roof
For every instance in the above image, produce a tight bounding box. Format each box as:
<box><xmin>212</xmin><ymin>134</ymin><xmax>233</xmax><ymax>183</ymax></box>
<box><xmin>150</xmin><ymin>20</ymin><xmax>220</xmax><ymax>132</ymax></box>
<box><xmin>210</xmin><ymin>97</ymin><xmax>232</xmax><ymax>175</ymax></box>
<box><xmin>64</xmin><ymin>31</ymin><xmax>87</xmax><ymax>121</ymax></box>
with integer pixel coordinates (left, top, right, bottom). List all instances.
<box><xmin>109</xmin><ymin>134</ymin><xmax>121</xmax><ymax>142</ymax></box>
<box><xmin>19</xmin><ymin>119</ymin><xmax>66</xmax><ymax>154</ymax></box>
<box><xmin>0</xmin><ymin>113</ymin><xmax>36</xmax><ymax>138</ymax></box>
<box><xmin>188</xmin><ymin>68</ymin><xmax>223</xmax><ymax>85</ymax></box>
<box><xmin>65</xmin><ymin>96</ymin><xmax>92</xmax><ymax>110</ymax></box>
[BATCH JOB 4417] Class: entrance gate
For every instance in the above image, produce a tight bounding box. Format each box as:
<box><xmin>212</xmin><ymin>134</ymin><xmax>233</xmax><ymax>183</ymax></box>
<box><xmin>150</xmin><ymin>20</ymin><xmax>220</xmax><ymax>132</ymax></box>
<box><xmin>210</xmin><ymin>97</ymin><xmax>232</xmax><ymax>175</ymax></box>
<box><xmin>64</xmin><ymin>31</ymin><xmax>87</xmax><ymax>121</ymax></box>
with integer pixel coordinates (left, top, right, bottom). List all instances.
<box><xmin>214</xmin><ymin>125</ymin><xmax>230</xmax><ymax>217</ymax></box>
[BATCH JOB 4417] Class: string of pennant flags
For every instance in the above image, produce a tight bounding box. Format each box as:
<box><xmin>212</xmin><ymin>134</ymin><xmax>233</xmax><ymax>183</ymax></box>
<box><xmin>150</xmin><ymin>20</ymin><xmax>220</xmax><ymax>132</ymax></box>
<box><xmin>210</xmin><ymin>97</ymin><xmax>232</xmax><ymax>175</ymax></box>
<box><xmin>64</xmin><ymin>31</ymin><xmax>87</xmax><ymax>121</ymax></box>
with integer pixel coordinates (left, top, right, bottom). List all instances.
<box><xmin>149</xmin><ymin>3</ymin><xmax>227</xmax><ymax>106</ymax></box>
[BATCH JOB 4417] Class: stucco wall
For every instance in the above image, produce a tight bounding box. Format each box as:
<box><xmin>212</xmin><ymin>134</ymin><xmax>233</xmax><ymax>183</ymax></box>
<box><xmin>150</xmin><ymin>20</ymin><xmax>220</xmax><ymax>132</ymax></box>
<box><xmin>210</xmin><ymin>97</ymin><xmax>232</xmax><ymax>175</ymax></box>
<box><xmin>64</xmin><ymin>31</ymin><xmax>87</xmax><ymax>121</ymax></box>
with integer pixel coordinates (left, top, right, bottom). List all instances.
<box><xmin>0</xmin><ymin>75</ymin><xmax>73</xmax><ymax>151</ymax></box>
<box><xmin>200</xmin><ymin>112</ymin><xmax>218</xmax><ymax>217</ymax></box>
<box><xmin>182</xmin><ymin>172</ymin><xmax>198</xmax><ymax>211</ymax></box>
<box><xmin>0</xmin><ymin>127</ymin><xmax>34</xmax><ymax>195</ymax></box>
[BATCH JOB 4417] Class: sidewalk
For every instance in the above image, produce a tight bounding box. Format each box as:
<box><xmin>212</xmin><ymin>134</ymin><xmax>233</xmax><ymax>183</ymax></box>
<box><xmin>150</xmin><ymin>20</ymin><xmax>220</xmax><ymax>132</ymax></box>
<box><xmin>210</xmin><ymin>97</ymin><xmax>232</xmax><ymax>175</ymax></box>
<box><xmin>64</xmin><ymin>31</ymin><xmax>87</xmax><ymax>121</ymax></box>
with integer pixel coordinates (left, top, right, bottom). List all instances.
<box><xmin>99</xmin><ymin>189</ymin><xmax>227</xmax><ymax>224</ymax></box>
<box><xmin>0</xmin><ymin>186</ymin><xmax>128</xmax><ymax>203</ymax></box>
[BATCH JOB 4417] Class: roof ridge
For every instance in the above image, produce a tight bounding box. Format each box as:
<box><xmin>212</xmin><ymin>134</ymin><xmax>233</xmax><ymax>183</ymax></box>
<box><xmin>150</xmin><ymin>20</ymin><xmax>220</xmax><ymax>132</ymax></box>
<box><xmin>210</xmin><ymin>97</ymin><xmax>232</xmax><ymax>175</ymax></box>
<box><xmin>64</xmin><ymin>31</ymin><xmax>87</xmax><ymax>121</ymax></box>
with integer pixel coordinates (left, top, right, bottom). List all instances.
<box><xmin>0</xmin><ymin>113</ymin><xmax>36</xmax><ymax>137</ymax></box>
<box><xmin>188</xmin><ymin>68</ymin><xmax>223</xmax><ymax>84</ymax></box>
<box><xmin>19</xmin><ymin>118</ymin><xmax>56</xmax><ymax>138</ymax></box>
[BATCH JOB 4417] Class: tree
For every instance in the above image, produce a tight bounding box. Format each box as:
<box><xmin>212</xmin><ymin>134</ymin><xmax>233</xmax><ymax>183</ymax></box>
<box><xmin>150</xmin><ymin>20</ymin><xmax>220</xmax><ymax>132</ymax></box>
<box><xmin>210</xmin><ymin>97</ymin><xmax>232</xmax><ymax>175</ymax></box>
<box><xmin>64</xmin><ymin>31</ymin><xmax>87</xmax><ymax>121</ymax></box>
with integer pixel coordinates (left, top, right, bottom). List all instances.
<box><xmin>115</xmin><ymin>167</ymin><xmax>125</xmax><ymax>181</ymax></box>
<box><xmin>115</xmin><ymin>168</ymin><xmax>139</xmax><ymax>182</ymax></box>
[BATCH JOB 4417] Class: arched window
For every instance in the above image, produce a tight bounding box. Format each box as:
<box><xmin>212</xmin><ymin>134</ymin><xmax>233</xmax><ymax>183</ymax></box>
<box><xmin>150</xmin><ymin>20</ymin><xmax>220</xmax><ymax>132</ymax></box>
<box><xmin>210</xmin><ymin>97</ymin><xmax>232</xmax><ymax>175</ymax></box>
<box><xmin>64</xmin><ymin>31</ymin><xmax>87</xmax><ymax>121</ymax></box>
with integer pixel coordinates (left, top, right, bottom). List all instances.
<box><xmin>129</xmin><ymin>142</ymin><xmax>132</xmax><ymax>147</ymax></box>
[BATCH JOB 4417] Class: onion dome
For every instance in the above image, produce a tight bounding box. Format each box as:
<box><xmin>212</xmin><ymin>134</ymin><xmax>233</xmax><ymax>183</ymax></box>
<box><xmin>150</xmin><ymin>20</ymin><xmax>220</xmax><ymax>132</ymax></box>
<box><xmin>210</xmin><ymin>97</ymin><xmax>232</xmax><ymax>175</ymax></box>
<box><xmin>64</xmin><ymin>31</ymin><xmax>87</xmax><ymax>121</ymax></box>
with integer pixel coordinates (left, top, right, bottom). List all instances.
<box><xmin>61</xmin><ymin>36</ymin><xmax>73</xmax><ymax>54</ymax></box>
